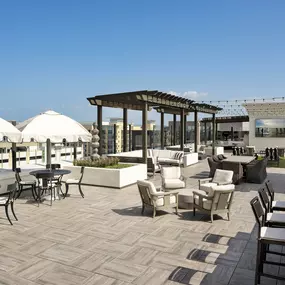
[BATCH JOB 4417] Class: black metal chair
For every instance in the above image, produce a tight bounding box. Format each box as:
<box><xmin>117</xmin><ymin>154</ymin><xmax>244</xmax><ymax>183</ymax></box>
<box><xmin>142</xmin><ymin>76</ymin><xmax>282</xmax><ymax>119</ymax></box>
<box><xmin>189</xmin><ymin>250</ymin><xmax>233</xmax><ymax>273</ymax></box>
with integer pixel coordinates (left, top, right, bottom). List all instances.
<box><xmin>46</xmin><ymin>164</ymin><xmax>63</xmax><ymax>194</ymax></box>
<box><xmin>258</xmin><ymin>187</ymin><xmax>285</xmax><ymax>227</ymax></box>
<box><xmin>250</xmin><ymin>196</ymin><xmax>285</xmax><ymax>284</ymax></box>
<box><xmin>64</xmin><ymin>166</ymin><xmax>85</xmax><ymax>198</ymax></box>
<box><xmin>14</xmin><ymin>168</ymin><xmax>37</xmax><ymax>200</ymax></box>
<box><xmin>0</xmin><ymin>183</ymin><xmax>18</xmax><ymax>225</ymax></box>
<box><xmin>35</xmin><ymin>172</ymin><xmax>57</xmax><ymax>206</ymax></box>
<box><xmin>265</xmin><ymin>180</ymin><xmax>285</xmax><ymax>211</ymax></box>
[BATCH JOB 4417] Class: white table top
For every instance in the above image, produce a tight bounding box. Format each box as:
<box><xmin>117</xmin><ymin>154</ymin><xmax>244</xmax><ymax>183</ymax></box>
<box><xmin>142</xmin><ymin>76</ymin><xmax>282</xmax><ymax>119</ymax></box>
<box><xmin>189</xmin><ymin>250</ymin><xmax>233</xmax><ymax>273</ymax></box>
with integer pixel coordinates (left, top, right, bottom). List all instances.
<box><xmin>225</xmin><ymin>156</ymin><xmax>255</xmax><ymax>164</ymax></box>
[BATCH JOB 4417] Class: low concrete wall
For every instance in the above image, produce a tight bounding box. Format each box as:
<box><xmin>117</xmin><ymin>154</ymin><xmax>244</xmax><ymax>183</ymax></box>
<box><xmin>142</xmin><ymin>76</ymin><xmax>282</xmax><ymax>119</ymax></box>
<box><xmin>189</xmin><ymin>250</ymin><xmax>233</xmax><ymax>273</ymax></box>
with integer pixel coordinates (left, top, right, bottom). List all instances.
<box><xmin>63</xmin><ymin>163</ymin><xmax>147</xmax><ymax>189</ymax></box>
<box><xmin>0</xmin><ymin>170</ymin><xmax>34</xmax><ymax>195</ymax></box>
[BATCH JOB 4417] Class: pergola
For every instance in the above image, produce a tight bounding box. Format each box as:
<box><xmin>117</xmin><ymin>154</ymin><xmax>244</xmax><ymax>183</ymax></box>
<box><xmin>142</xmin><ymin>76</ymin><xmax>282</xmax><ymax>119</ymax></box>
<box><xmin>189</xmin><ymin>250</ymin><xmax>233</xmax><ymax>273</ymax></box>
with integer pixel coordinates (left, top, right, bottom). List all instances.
<box><xmin>87</xmin><ymin>90</ymin><xmax>222</xmax><ymax>163</ymax></box>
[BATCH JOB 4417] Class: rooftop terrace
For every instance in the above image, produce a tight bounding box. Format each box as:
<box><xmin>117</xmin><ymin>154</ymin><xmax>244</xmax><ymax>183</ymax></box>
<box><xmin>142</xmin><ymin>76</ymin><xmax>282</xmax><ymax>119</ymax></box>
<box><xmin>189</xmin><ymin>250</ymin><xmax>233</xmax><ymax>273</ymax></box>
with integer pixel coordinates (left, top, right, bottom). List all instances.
<box><xmin>0</xmin><ymin>160</ymin><xmax>285</xmax><ymax>285</ymax></box>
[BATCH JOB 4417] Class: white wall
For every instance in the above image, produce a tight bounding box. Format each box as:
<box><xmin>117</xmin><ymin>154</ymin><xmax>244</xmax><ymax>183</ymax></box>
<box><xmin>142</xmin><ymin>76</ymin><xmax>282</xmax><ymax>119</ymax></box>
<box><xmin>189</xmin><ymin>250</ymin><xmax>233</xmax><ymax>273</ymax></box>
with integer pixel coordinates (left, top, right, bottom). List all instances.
<box><xmin>249</xmin><ymin>115</ymin><xmax>285</xmax><ymax>150</ymax></box>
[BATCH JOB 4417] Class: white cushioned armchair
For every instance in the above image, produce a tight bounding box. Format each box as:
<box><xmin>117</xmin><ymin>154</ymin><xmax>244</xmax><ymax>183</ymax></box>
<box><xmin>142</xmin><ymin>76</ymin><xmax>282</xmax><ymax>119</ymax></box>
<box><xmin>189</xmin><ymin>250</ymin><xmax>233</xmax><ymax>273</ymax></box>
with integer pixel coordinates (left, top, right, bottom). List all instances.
<box><xmin>137</xmin><ymin>180</ymin><xmax>179</xmax><ymax>218</ymax></box>
<box><xmin>193</xmin><ymin>187</ymin><xmax>234</xmax><ymax>222</ymax></box>
<box><xmin>199</xmin><ymin>169</ymin><xmax>235</xmax><ymax>195</ymax></box>
<box><xmin>161</xmin><ymin>166</ymin><xmax>187</xmax><ymax>190</ymax></box>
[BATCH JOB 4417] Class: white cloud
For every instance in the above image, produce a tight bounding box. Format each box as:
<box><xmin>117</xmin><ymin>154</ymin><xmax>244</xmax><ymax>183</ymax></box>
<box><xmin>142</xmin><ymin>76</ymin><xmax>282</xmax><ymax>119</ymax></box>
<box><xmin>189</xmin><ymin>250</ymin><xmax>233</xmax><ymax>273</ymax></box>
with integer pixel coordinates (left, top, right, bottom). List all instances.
<box><xmin>168</xmin><ymin>90</ymin><xmax>208</xmax><ymax>99</ymax></box>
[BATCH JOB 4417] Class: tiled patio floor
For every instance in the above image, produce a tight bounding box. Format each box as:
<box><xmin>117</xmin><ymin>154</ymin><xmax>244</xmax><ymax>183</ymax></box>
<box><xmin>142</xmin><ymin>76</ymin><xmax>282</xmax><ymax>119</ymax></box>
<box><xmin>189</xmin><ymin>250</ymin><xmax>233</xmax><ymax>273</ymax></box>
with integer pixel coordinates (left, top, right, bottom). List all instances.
<box><xmin>1</xmin><ymin>160</ymin><xmax>285</xmax><ymax>284</ymax></box>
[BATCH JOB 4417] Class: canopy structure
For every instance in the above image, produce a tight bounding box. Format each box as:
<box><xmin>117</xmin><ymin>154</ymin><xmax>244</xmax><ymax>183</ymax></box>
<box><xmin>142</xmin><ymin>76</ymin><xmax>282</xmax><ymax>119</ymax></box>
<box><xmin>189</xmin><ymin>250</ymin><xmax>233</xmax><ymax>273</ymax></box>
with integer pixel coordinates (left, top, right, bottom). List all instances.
<box><xmin>18</xmin><ymin>110</ymin><xmax>91</xmax><ymax>143</ymax></box>
<box><xmin>87</xmin><ymin>90</ymin><xmax>222</xmax><ymax>162</ymax></box>
<box><xmin>18</xmin><ymin>110</ymin><xmax>92</xmax><ymax>165</ymax></box>
<box><xmin>0</xmin><ymin>117</ymin><xmax>22</xmax><ymax>143</ymax></box>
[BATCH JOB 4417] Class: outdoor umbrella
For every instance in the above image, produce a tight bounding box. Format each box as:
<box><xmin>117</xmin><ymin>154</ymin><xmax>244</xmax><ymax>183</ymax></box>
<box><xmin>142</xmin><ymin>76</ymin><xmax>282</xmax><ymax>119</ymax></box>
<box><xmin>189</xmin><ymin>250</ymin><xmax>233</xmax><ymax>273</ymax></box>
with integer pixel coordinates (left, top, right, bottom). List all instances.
<box><xmin>0</xmin><ymin>117</ymin><xmax>22</xmax><ymax>170</ymax></box>
<box><xmin>0</xmin><ymin>117</ymin><xmax>22</xmax><ymax>143</ymax></box>
<box><xmin>18</xmin><ymin>110</ymin><xmax>92</xmax><ymax>165</ymax></box>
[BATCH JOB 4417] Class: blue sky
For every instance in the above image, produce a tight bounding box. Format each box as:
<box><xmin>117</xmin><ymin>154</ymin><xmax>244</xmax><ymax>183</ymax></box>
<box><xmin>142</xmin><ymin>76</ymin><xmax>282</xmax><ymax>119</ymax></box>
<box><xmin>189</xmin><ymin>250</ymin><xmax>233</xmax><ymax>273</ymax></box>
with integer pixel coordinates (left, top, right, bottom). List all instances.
<box><xmin>1</xmin><ymin>0</ymin><xmax>285</xmax><ymax>124</ymax></box>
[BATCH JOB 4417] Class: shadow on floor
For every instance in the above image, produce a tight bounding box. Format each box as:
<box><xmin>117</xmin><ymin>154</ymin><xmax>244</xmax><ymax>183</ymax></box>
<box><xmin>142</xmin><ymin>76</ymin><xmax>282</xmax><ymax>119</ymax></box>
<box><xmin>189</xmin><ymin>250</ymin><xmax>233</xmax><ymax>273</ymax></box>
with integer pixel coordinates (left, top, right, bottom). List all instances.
<box><xmin>168</xmin><ymin>228</ymin><xmax>284</xmax><ymax>285</ymax></box>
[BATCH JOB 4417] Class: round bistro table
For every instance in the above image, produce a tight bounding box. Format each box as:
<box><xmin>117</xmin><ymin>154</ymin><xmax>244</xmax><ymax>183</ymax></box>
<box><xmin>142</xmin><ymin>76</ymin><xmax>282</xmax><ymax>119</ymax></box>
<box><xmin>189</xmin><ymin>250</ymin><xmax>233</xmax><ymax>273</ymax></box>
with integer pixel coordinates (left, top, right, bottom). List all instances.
<box><xmin>29</xmin><ymin>169</ymin><xmax>71</xmax><ymax>203</ymax></box>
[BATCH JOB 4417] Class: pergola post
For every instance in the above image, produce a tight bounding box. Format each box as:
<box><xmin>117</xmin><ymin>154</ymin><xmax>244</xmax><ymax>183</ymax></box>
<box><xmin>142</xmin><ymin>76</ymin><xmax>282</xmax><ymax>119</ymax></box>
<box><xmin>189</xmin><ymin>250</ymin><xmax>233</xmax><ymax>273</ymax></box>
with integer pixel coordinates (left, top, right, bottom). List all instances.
<box><xmin>97</xmin><ymin>105</ymin><xmax>102</xmax><ymax>156</ymax></box>
<box><xmin>160</xmin><ymin>112</ymin><xmax>164</xmax><ymax>149</ymax></box>
<box><xmin>212</xmin><ymin>114</ymin><xmax>216</xmax><ymax>155</ymax></box>
<box><xmin>46</xmin><ymin>139</ymin><xmax>51</xmax><ymax>165</ymax></box>
<box><xmin>12</xmin><ymin>143</ymin><xmax>17</xmax><ymax>171</ymax></box>
<box><xmin>113</xmin><ymin>124</ymin><xmax>117</xmax><ymax>154</ymax></box>
<box><xmin>204</xmin><ymin>121</ymin><xmax>207</xmax><ymax>144</ymax></box>
<box><xmin>123</xmin><ymin>108</ymin><xmax>128</xmax><ymax>152</ymax></box>
<box><xmin>215</xmin><ymin>122</ymin><xmax>218</xmax><ymax>140</ymax></box>
<box><xmin>194</xmin><ymin>110</ymin><xmax>198</xmax><ymax>152</ymax></box>
<box><xmin>184</xmin><ymin>114</ymin><xmax>187</xmax><ymax>143</ymax></box>
<box><xmin>180</xmin><ymin>109</ymin><xmax>185</xmax><ymax>151</ymax></box>
<box><xmin>231</xmin><ymin>126</ymin><xmax>234</xmax><ymax>141</ymax></box>
<box><xmin>142</xmin><ymin>102</ymin><xmax>148</xmax><ymax>164</ymax></box>
<box><xmin>129</xmin><ymin>124</ymin><xmax>132</xmax><ymax>151</ymax></box>
<box><xmin>173</xmin><ymin>114</ymin><xmax>176</xmax><ymax>145</ymax></box>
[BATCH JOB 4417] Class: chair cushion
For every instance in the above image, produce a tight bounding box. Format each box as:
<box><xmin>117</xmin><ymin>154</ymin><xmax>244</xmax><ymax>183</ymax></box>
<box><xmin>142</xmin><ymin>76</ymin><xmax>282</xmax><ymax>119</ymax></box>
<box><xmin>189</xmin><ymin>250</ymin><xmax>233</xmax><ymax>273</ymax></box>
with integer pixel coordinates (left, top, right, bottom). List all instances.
<box><xmin>199</xmin><ymin>182</ymin><xmax>218</xmax><ymax>196</ymax></box>
<box><xmin>162</xmin><ymin>167</ymin><xmax>181</xmax><ymax>179</ymax></box>
<box><xmin>212</xmin><ymin>169</ymin><xmax>233</xmax><ymax>185</ymax></box>
<box><xmin>172</xmin><ymin>151</ymin><xmax>184</xmax><ymax>160</ymax></box>
<box><xmin>158</xmin><ymin>158</ymin><xmax>180</xmax><ymax>165</ymax></box>
<box><xmin>20</xmin><ymin>180</ymin><xmax>36</xmax><ymax>185</ymax></box>
<box><xmin>211</xmin><ymin>184</ymin><xmax>235</xmax><ymax>191</ymax></box>
<box><xmin>194</xmin><ymin>197</ymin><xmax>213</xmax><ymax>210</ymax></box>
<box><xmin>266</xmin><ymin>213</ymin><xmax>285</xmax><ymax>224</ymax></box>
<box><xmin>156</xmin><ymin>195</ymin><xmax>176</xmax><ymax>206</ymax></box>
<box><xmin>261</xmin><ymin>226</ymin><xmax>285</xmax><ymax>242</ymax></box>
<box><xmin>272</xmin><ymin>200</ymin><xmax>285</xmax><ymax>209</ymax></box>
<box><xmin>65</xmin><ymin>179</ymin><xmax>80</xmax><ymax>184</ymax></box>
<box><xmin>0</xmin><ymin>198</ymin><xmax>8</xmax><ymax>204</ymax></box>
<box><xmin>164</xmin><ymin>179</ymin><xmax>185</xmax><ymax>189</ymax></box>
<box><xmin>137</xmin><ymin>180</ymin><xmax>158</xmax><ymax>195</ymax></box>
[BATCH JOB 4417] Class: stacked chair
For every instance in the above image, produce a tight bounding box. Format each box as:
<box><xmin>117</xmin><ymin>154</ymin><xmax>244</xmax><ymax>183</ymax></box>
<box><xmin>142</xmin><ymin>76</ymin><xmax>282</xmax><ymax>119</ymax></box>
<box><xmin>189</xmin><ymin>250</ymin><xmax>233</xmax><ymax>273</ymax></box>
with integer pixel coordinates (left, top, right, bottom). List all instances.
<box><xmin>250</xmin><ymin>181</ymin><xmax>285</xmax><ymax>284</ymax></box>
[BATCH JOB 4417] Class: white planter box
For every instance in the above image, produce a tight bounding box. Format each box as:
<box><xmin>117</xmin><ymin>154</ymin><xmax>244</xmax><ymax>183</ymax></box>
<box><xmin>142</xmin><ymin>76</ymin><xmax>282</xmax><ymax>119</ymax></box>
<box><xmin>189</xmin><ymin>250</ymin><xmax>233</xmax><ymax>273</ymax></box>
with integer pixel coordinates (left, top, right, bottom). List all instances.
<box><xmin>63</xmin><ymin>163</ymin><xmax>147</xmax><ymax>189</ymax></box>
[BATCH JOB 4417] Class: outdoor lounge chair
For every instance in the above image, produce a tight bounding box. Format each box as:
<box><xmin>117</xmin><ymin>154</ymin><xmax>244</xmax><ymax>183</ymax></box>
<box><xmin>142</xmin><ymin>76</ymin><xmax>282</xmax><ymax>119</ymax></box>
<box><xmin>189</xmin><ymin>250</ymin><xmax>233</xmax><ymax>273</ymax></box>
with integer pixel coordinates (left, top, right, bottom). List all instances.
<box><xmin>207</xmin><ymin>157</ymin><xmax>222</xmax><ymax>177</ymax></box>
<box><xmin>161</xmin><ymin>166</ymin><xmax>187</xmax><ymax>190</ymax></box>
<box><xmin>199</xmin><ymin>169</ymin><xmax>235</xmax><ymax>194</ymax></box>
<box><xmin>0</xmin><ymin>183</ymin><xmax>18</xmax><ymax>225</ymax></box>
<box><xmin>193</xmin><ymin>186</ymin><xmax>234</xmax><ymax>223</ymax></box>
<box><xmin>222</xmin><ymin>161</ymin><xmax>243</xmax><ymax>184</ymax></box>
<box><xmin>137</xmin><ymin>180</ymin><xmax>179</xmax><ymax>218</ymax></box>
<box><xmin>147</xmin><ymin>149</ymin><xmax>161</xmax><ymax>177</ymax></box>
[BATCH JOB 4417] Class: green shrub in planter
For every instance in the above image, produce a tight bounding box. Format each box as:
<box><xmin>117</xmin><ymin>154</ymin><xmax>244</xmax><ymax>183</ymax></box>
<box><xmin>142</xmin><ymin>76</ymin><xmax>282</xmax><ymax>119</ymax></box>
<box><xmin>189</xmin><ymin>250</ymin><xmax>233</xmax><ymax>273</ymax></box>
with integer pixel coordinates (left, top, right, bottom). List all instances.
<box><xmin>74</xmin><ymin>157</ymin><xmax>120</xmax><ymax>168</ymax></box>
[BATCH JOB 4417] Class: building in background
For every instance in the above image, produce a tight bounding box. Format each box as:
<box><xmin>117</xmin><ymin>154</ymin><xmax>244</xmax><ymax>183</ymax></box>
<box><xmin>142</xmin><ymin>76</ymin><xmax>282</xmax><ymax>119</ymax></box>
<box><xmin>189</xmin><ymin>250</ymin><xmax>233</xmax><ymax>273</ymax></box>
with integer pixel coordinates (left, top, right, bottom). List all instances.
<box><xmin>81</xmin><ymin>118</ymin><xmax>156</xmax><ymax>154</ymax></box>
<box><xmin>244</xmin><ymin>102</ymin><xmax>285</xmax><ymax>151</ymax></box>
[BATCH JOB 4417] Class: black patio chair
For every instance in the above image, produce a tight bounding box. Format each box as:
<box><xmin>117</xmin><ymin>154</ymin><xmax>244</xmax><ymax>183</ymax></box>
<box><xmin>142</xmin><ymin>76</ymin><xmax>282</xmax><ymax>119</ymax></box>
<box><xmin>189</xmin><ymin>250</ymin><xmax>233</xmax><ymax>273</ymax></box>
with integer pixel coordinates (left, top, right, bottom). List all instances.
<box><xmin>14</xmin><ymin>168</ymin><xmax>37</xmax><ymax>200</ymax></box>
<box><xmin>35</xmin><ymin>172</ymin><xmax>57</xmax><ymax>206</ymax></box>
<box><xmin>250</xmin><ymin>196</ymin><xmax>285</xmax><ymax>284</ymax></box>
<box><xmin>0</xmin><ymin>183</ymin><xmax>18</xmax><ymax>225</ymax></box>
<box><xmin>265</xmin><ymin>180</ymin><xmax>285</xmax><ymax>211</ymax></box>
<box><xmin>258</xmin><ymin>187</ymin><xmax>285</xmax><ymax>227</ymax></box>
<box><xmin>64</xmin><ymin>166</ymin><xmax>85</xmax><ymax>198</ymax></box>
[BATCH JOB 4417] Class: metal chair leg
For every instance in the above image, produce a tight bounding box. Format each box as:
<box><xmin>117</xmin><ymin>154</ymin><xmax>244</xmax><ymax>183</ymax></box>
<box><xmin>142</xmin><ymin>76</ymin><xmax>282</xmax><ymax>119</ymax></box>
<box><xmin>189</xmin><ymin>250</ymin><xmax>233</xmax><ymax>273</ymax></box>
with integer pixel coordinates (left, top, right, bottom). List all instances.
<box><xmin>78</xmin><ymin>184</ymin><xmax>84</xmax><ymax>198</ymax></box>
<box><xmin>10</xmin><ymin>202</ymin><xmax>18</xmax><ymax>221</ymax></box>
<box><xmin>64</xmin><ymin>184</ymin><xmax>69</xmax><ymax>199</ymax></box>
<box><xmin>5</xmin><ymin>205</ymin><xmax>13</xmax><ymax>225</ymax></box>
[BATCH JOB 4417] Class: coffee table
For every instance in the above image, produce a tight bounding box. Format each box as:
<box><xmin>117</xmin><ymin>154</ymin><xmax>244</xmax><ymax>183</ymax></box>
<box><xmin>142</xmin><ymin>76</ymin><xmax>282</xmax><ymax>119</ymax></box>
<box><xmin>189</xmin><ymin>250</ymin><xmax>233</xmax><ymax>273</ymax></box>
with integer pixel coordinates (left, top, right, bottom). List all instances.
<box><xmin>178</xmin><ymin>188</ymin><xmax>195</xmax><ymax>209</ymax></box>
